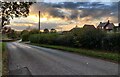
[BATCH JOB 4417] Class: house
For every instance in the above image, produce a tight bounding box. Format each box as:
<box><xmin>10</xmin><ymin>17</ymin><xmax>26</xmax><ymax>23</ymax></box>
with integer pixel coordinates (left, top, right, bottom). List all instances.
<box><xmin>62</xmin><ymin>31</ymin><xmax>70</xmax><ymax>34</ymax></box>
<box><xmin>70</xmin><ymin>25</ymin><xmax>82</xmax><ymax>32</ymax></box>
<box><xmin>97</xmin><ymin>20</ymin><xmax>115</xmax><ymax>31</ymax></box>
<box><xmin>83</xmin><ymin>24</ymin><xmax>96</xmax><ymax>29</ymax></box>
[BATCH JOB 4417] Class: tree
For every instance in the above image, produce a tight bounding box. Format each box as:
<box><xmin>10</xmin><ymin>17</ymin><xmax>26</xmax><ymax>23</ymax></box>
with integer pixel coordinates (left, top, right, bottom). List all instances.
<box><xmin>21</xmin><ymin>30</ymin><xmax>30</xmax><ymax>41</ymax></box>
<box><xmin>21</xmin><ymin>30</ymin><xmax>29</xmax><ymax>36</ymax></box>
<box><xmin>1</xmin><ymin>26</ymin><xmax>17</xmax><ymax>39</ymax></box>
<box><xmin>29</xmin><ymin>29</ymin><xmax>39</xmax><ymax>34</ymax></box>
<box><xmin>50</xmin><ymin>28</ymin><xmax>56</xmax><ymax>33</ymax></box>
<box><xmin>7</xmin><ymin>29</ymin><xmax>17</xmax><ymax>39</ymax></box>
<box><xmin>44</xmin><ymin>28</ymin><xmax>49</xmax><ymax>33</ymax></box>
<box><xmin>0</xmin><ymin>1</ymin><xmax>34</xmax><ymax>28</ymax></box>
<box><xmin>22</xmin><ymin>32</ymin><xmax>30</xmax><ymax>41</ymax></box>
<box><xmin>2</xmin><ymin>26</ymin><xmax>12</xmax><ymax>34</ymax></box>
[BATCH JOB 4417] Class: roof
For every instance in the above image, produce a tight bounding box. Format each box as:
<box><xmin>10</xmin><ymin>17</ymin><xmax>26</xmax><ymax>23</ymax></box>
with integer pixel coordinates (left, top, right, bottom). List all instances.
<box><xmin>98</xmin><ymin>21</ymin><xmax>115</xmax><ymax>28</ymax></box>
<box><xmin>83</xmin><ymin>24</ymin><xmax>95</xmax><ymax>29</ymax></box>
<box><xmin>97</xmin><ymin>22</ymin><xmax>115</xmax><ymax>30</ymax></box>
<box><xmin>70</xmin><ymin>27</ymin><xmax>82</xmax><ymax>32</ymax></box>
<box><xmin>98</xmin><ymin>22</ymin><xmax>108</xmax><ymax>27</ymax></box>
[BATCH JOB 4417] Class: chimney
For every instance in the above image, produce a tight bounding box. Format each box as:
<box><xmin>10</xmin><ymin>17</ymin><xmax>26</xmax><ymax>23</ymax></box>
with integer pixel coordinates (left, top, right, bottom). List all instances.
<box><xmin>108</xmin><ymin>20</ymin><xmax>110</xmax><ymax>24</ymax></box>
<box><xmin>75</xmin><ymin>25</ymin><xmax>78</xmax><ymax>28</ymax></box>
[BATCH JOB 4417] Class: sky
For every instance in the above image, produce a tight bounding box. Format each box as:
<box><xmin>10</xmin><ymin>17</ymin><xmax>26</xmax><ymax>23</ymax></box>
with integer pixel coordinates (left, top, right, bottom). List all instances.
<box><xmin>7</xmin><ymin>0</ymin><xmax>119</xmax><ymax>31</ymax></box>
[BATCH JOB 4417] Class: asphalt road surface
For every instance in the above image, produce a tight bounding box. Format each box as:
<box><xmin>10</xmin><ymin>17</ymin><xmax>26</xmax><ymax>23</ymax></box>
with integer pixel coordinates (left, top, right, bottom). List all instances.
<box><xmin>7</xmin><ymin>42</ymin><xmax>118</xmax><ymax>75</ymax></box>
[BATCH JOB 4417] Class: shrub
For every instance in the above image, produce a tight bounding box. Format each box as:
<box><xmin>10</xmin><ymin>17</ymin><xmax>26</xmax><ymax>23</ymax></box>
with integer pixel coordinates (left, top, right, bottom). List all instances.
<box><xmin>22</xmin><ymin>33</ymin><xmax>30</xmax><ymax>41</ymax></box>
<box><xmin>29</xmin><ymin>33</ymin><xmax>59</xmax><ymax>44</ymax></box>
<box><xmin>103</xmin><ymin>33</ymin><xmax>120</xmax><ymax>52</ymax></box>
<box><xmin>21</xmin><ymin>29</ymin><xmax>40</xmax><ymax>41</ymax></box>
<box><xmin>76</xmin><ymin>29</ymin><xmax>105</xmax><ymax>49</ymax></box>
<box><xmin>43</xmin><ymin>28</ymin><xmax>49</xmax><ymax>33</ymax></box>
<box><xmin>54</xmin><ymin>34</ymin><xmax>74</xmax><ymax>46</ymax></box>
<box><xmin>29</xmin><ymin>34</ymin><xmax>38</xmax><ymax>43</ymax></box>
<box><xmin>21</xmin><ymin>30</ymin><xmax>29</xmax><ymax>35</ymax></box>
<box><xmin>29</xmin><ymin>29</ymin><xmax>40</xmax><ymax>34</ymax></box>
<box><xmin>29</xmin><ymin>28</ymin><xmax>120</xmax><ymax>52</ymax></box>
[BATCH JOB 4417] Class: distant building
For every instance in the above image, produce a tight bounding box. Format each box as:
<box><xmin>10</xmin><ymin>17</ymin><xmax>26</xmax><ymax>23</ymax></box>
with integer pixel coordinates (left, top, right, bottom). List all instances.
<box><xmin>83</xmin><ymin>24</ymin><xmax>95</xmax><ymax>29</ymax></box>
<box><xmin>97</xmin><ymin>20</ymin><xmax>115</xmax><ymax>31</ymax></box>
<box><xmin>70</xmin><ymin>24</ymin><xmax>96</xmax><ymax>33</ymax></box>
<box><xmin>70</xmin><ymin>25</ymin><xmax>81</xmax><ymax>32</ymax></box>
<box><xmin>62</xmin><ymin>31</ymin><xmax>70</xmax><ymax>34</ymax></box>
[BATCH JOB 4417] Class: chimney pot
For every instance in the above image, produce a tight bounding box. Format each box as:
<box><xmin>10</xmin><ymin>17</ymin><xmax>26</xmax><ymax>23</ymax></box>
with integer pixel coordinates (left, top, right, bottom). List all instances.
<box><xmin>108</xmin><ymin>20</ymin><xmax>110</xmax><ymax>23</ymax></box>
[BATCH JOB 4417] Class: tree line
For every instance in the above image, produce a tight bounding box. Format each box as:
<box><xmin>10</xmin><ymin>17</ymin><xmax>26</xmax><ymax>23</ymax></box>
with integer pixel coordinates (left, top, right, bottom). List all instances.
<box><xmin>21</xmin><ymin>28</ymin><xmax>120</xmax><ymax>52</ymax></box>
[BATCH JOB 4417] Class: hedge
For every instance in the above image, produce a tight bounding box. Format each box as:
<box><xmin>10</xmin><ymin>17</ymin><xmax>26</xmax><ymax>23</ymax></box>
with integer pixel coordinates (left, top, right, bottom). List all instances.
<box><xmin>29</xmin><ymin>29</ymin><xmax>120</xmax><ymax>52</ymax></box>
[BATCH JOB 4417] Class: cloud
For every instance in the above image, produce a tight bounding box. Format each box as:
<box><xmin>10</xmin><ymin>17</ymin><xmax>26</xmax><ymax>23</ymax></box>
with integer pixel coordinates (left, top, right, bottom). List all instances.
<box><xmin>30</xmin><ymin>2</ymin><xmax>118</xmax><ymax>20</ymax></box>
<box><xmin>9</xmin><ymin>22</ymin><xmax>69</xmax><ymax>31</ymax></box>
<box><xmin>9</xmin><ymin>2</ymin><xmax>118</xmax><ymax>31</ymax></box>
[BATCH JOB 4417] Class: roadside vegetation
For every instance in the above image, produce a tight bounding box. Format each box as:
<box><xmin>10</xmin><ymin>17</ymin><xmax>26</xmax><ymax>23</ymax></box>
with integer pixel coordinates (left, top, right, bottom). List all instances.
<box><xmin>0</xmin><ymin>43</ymin><xmax>2</xmax><ymax>76</ymax></box>
<box><xmin>30</xmin><ymin>43</ymin><xmax>119</xmax><ymax>62</ymax></box>
<box><xmin>2</xmin><ymin>43</ymin><xmax>9</xmax><ymax>76</ymax></box>
<box><xmin>29</xmin><ymin>28</ymin><xmax>120</xmax><ymax>52</ymax></box>
<box><xmin>2</xmin><ymin>27</ymin><xmax>21</xmax><ymax>41</ymax></box>
<box><xmin>21</xmin><ymin>29</ymin><xmax>40</xmax><ymax>41</ymax></box>
<box><xmin>22</xmin><ymin>28</ymin><xmax>120</xmax><ymax>62</ymax></box>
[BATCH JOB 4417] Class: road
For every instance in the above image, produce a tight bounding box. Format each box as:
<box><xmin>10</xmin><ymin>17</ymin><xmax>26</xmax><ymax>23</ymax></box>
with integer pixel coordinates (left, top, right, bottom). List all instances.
<box><xmin>7</xmin><ymin>42</ymin><xmax>118</xmax><ymax>75</ymax></box>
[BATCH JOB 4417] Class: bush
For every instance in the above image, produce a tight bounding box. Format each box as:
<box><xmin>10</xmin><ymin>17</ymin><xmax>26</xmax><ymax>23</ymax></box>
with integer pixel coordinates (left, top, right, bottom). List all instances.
<box><xmin>103</xmin><ymin>33</ymin><xmax>120</xmax><ymax>52</ymax></box>
<box><xmin>21</xmin><ymin>29</ymin><xmax>40</xmax><ymax>41</ymax></box>
<box><xmin>29</xmin><ymin>28</ymin><xmax>120</xmax><ymax>52</ymax></box>
<box><xmin>22</xmin><ymin>33</ymin><xmax>30</xmax><ymax>41</ymax></box>
<box><xmin>29</xmin><ymin>34</ymin><xmax>38</xmax><ymax>43</ymax></box>
<box><xmin>76</xmin><ymin>29</ymin><xmax>105</xmax><ymax>49</ymax></box>
<box><xmin>54</xmin><ymin>34</ymin><xmax>74</xmax><ymax>46</ymax></box>
<box><xmin>29</xmin><ymin>29</ymin><xmax>106</xmax><ymax>49</ymax></box>
<box><xmin>29</xmin><ymin>33</ymin><xmax>59</xmax><ymax>44</ymax></box>
<box><xmin>29</xmin><ymin>29</ymin><xmax>40</xmax><ymax>34</ymax></box>
<box><xmin>21</xmin><ymin>30</ymin><xmax>29</xmax><ymax>35</ymax></box>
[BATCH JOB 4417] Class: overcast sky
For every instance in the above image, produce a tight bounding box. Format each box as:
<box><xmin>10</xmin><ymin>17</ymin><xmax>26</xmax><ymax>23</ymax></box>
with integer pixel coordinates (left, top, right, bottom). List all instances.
<box><xmin>8</xmin><ymin>0</ymin><xmax>119</xmax><ymax>31</ymax></box>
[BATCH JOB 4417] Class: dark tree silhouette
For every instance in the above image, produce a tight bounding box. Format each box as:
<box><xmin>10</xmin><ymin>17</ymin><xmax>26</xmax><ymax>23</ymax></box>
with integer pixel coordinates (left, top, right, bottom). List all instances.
<box><xmin>44</xmin><ymin>28</ymin><xmax>49</xmax><ymax>33</ymax></box>
<box><xmin>0</xmin><ymin>1</ymin><xmax>34</xmax><ymax>28</ymax></box>
<box><xmin>50</xmin><ymin>28</ymin><xmax>56</xmax><ymax>33</ymax></box>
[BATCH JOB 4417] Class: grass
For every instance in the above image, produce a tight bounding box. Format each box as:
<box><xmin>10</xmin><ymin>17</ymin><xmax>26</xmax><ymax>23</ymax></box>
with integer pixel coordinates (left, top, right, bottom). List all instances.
<box><xmin>2</xmin><ymin>42</ymin><xmax>9</xmax><ymax>76</ymax></box>
<box><xmin>0</xmin><ymin>43</ymin><xmax>2</xmax><ymax>76</ymax></box>
<box><xmin>30</xmin><ymin>43</ymin><xmax>120</xmax><ymax>63</ymax></box>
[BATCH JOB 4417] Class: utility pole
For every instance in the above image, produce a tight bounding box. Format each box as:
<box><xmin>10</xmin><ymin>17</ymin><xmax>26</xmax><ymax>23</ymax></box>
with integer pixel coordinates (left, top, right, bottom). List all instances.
<box><xmin>38</xmin><ymin>11</ymin><xmax>40</xmax><ymax>31</ymax></box>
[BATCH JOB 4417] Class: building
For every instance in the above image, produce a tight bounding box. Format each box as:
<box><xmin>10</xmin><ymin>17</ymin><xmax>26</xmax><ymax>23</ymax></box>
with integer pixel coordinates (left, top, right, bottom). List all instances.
<box><xmin>70</xmin><ymin>25</ymin><xmax>81</xmax><ymax>32</ymax></box>
<box><xmin>62</xmin><ymin>31</ymin><xmax>70</xmax><ymax>34</ymax></box>
<box><xmin>83</xmin><ymin>24</ymin><xmax>95</xmax><ymax>29</ymax></box>
<box><xmin>97</xmin><ymin>20</ymin><xmax>115</xmax><ymax>31</ymax></box>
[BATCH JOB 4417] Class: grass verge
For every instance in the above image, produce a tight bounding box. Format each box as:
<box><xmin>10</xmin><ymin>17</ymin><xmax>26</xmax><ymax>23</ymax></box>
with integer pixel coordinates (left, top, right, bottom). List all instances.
<box><xmin>30</xmin><ymin>43</ymin><xmax>119</xmax><ymax>63</ymax></box>
<box><xmin>2</xmin><ymin>42</ymin><xmax>9</xmax><ymax>76</ymax></box>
